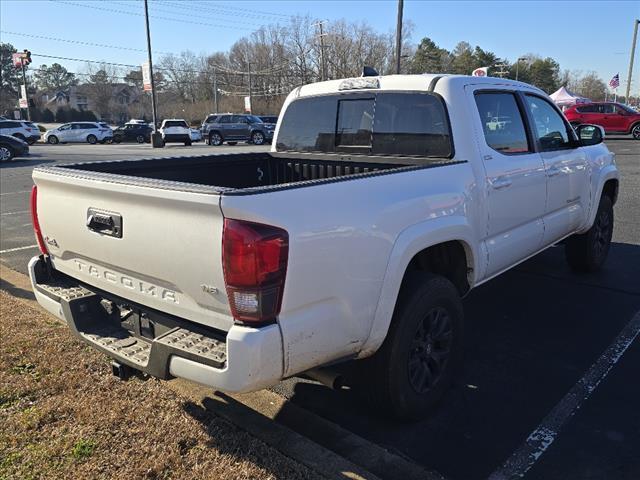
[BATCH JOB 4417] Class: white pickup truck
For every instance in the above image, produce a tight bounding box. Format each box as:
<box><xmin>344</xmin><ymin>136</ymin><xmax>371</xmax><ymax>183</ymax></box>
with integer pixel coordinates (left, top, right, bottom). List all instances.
<box><xmin>29</xmin><ymin>74</ymin><xmax>619</xmax><ymax>419</ymax></box>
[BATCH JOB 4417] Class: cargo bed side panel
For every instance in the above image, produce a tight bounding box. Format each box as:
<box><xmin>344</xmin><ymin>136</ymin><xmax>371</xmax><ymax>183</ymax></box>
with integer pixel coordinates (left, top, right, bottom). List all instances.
<box><xmin>33</xmin><ymin>170</ymin><xmax>233</xmax><ymax>332</ymax></box>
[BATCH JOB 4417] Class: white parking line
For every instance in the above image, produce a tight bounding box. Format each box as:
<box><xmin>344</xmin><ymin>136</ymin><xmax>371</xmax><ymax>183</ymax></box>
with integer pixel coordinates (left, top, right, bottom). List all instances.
<box><xmin>488</xmin><ymin>310</ymin><xmax>640</xmax><ymax>480</ymax></box>
<box><xmin>0</xmin><ymin>244</ymin><xmax>38</xmax><ymax>254</ymax></box>
<box><xmin>0</xmin><ymin>189</ymin><xmax>30</xmax><ymax>196</ymax></box>
<box><xmin>0</xmin><ymin>210</ymin><xmax>29</xmax><ymax>216</ymax></box>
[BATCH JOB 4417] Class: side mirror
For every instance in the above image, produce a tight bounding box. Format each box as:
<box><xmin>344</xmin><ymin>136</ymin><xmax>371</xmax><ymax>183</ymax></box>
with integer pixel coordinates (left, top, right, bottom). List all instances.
<box><xmin>576</xmin><ymin>124</ymin><xmax>604</xmax><ymax>146</ymax></box>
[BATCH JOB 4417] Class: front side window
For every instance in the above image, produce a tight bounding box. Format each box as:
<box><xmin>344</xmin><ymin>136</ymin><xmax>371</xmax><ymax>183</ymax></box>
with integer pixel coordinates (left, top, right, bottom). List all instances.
<box><xmin>277</xmin><ymin>92</ymin><xmax>452</xmax><ymax>157</ymax></box>
<box><xmin>524</xmin><ymin>95</ymin><xmax>572</xmax><ymax>151</ymax></box>
<box><xmin>474</xmin><ymin>92</ymin><xmax>530</xmax><ymax>154</ymax></box>
<box><xmin>218</xmin><ymin>116</ymin><xmax>232</xmax><ymax>124</ymax></box>
<box><xmin>206</xmin><ymin>115</ymin><xmax>218</xmax><ymax>123</ymax></box>
<box><xmin>600</xmin><ymin>104</ymin><xmax>616</xmax><ymax>114</ymax></box>
<box><xmin>72</xmin><ymin>124</ymin><xmax>84</xmax><ymax>130</ymax></box>
<box><xmin>59</xmin><ymin>124</ymin><xmax>71</xmax><ymax>131</ymax></box>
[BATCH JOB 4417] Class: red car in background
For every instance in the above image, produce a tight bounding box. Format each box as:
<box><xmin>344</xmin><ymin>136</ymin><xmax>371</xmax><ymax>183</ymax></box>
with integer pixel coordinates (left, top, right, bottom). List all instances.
<box><xmin>564</xmin><ymin>102</ymin><xmax>640</xmax><ymax>139</ymax></box>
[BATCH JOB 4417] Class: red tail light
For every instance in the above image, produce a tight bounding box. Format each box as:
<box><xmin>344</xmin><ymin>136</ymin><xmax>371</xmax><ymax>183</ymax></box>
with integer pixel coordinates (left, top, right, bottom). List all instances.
<box><xmin>223</xmin><ymin>218</ymin><xmax>288</xmax><ymax>324</ymax></box>
<box><xmin>30</xmin><ymin>186</ymin><xmax>48</xmax><ymax>255</ymax></box>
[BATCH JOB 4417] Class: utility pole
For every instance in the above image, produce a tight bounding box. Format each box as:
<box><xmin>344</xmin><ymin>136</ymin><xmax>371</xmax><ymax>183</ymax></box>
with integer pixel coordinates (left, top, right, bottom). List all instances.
<box><xmin>20</xmin><ymin>62</ymin><xmax>31</xmax><ymax>121</ymax></box>
<box><xmin>395</xmin><ymin>0</ymin><xmax>404</xmax><ymax>74</ymax></box>
<box><xmin>494</xmin><ymin>63</ymin><xmax>509</xmax><ymax>78</ymax></box>
<box><xmin>143</xmin><ymin>0</ymin><xmax>161</xmax><ymax>147</ymax></box>
<box><xmin>248</xmin><ymin>61</ymin><xmax>252</xmax><ymax>113</ymax></box>
<box><xmin>626</xmin><ymin>19</ymin><xmax>639</xmax><ymax>103</ymax></box>
<box><xmin>515</xmin><ymin>57</ymin><xmax>526</xmax><ymax>81</ymax></box>
<box><xmin>314</xmin><ymin>21</ymin><xmax>327</xmax><ymax>81</ymax></box>
<box><xmin>213</xmin><ymin>67</ymin><xmax>218</xmax><ymax>112</ymax></box>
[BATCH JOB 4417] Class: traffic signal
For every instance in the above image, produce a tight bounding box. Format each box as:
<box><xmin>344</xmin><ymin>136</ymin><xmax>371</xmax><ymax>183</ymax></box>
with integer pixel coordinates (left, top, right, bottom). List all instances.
<box><xmin>23</xmin><ymin>50</ymin><xmax>32</xmax><ymax>66</ymax></box>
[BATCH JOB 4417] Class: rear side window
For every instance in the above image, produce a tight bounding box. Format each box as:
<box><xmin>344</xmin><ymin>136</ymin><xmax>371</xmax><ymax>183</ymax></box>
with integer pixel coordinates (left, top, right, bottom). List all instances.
<box><xmin>277</xmin><ymin>92</ymin><xmax>452</xmax><ymax>157</ymax></box>
<box><xmin>218</xmin><ymin>116</ymin><xmax>233</xmax><ymax>124</ymax></box>
<box><xmin>576</xmin><ymin>104</ymin><xmax>598</xmax><ymax>113</ymax></box>
<box><xmin>474</xmin><ymin>92</ymin><xmax>530</xmax><ymax>154</ymax></box>
<box><xmin>600</xmin><ymin>104</ymin><xmax>616</xmax><ymax>114</ymax></box>
<box><xmin>0</xmin><ymin>121</ymin><xmax>17</xmax><ymax>128</ymax></box>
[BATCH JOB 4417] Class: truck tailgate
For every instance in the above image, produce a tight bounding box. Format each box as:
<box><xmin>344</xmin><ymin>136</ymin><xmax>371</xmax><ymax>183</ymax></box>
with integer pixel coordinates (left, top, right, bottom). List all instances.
<box><xmin>33</xmin><ymin>169</ymin><xmax>233</xmax><ymax>332</ymax></box>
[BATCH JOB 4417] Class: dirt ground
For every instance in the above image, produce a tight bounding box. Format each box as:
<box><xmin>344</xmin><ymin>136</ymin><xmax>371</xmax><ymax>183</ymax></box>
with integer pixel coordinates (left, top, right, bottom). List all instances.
<box><xmin>0</xmin><ymin>290</ymin><xmax>322</xmax><ymax>480</ymax></box>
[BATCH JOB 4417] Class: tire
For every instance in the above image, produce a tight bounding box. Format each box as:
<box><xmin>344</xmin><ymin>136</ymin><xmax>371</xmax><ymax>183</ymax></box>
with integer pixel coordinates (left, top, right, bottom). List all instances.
<box><xmin>47</xmin><ymin>135</ymin><xmax>59</xmax><ymax>145</ymax></box>
<box><xmin>87</xmin><ymin>134</ymin><xmax>98</xmax><ymax>144</ymax></box>
<box><xmin>565</xmin><ymin>195</ymin><xmax>614</xmax><ymax>272</ymax></box>
<box><xmin>360</xmin><ymin>272</ymin><xmax>464</xmax><ymax>421</ymax></box>
<box><xmin>227</xmin><ymin>142</ymin><xmax>237</xmax><ymax>146</ymax></box>
<box><xmin>113</xmin><ymin>136</ymin><xmax>122</xmax><ymax>144</ymax></box>
<box><xmin>0</xmin><ymin>145</ymin><xmax>14</xmax><ymax>161</ymax></box>
<box><xmin>209</xmin><ymin>132</ymin><xmax>222</xmax><ymax>146</ymax></box>
<box><xmin>251</xmin><ymin>131</ymin><xmax>265</xmax><ymax>145</ymax></box>
<box><xmin>105</xmin><ymin>137</ymin><xmax>113</xmax><ymax>144</ymax></box>
<box><xmin>631</xmin><ymin>123</ymin><xmax>640</xmax><ymax>140</ymax></box>
<box><xmin>184</xmin><ymin>139</ymin><xmax>192</xmax><ymax>146</ymax></box>
<box><xmin>136</xmin><ymin>135</ymin><xmax>145</xmax><ymax>144</ymax></box>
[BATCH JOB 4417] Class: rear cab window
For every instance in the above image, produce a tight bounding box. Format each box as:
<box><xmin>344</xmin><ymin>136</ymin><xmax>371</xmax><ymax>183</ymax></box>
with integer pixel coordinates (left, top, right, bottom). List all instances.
<box><xmin>276</xmin><ymin>92</ymin><xmax>453</xmax><ymax>158</ymax></box>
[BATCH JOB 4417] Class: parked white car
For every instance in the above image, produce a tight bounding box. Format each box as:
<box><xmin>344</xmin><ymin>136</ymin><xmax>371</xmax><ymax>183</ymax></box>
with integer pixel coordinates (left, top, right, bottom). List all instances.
<box><xmin>190</xmin><ymin>128</ymin><xmax>202</xmax><ymax>142</ymax></box>
<box><xmin>0</xmin><ymin>119</ymin><xmax>41</xmax><ymax>144</ymax></box>
<box><xmin>44</xmin><ymin>122</ymin><xmax>113</xmax><ymax>144</ymax></box>
<box><xmin>159</xmin><ymin>119</ymin><xmax>191</xmax><ymax>146</ymax></box>
<box><xmin>28</xmin><ymin>73</ymin><xmax>618</xmax><ymax>420</ymax></box>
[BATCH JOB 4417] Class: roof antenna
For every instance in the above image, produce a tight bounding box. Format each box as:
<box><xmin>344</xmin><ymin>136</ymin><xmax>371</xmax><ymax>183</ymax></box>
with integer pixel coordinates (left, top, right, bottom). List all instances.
<box><xmin>362</xmin><ymin>66</ymin><xmax>379</xmax><ymax>77</ymax></box>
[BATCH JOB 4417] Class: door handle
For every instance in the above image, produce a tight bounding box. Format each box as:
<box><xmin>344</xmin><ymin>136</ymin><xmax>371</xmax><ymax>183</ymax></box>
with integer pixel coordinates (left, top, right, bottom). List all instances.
<box><xmin>547</xmin><ymin>166</ymin><xmax>561</xmax><ymax>177</ymax></box>
<box><xmin>491</xmin><ymin>177</ymin><xmax>512</xmax><ymax>190</ymax></box>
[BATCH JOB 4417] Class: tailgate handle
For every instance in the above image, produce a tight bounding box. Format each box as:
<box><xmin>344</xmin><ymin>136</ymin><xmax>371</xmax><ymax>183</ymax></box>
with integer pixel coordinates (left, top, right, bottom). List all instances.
<box><xmin>87</xmin><ymin>208</ymin><xmax>123</xmax><ymax>238</ymax></box>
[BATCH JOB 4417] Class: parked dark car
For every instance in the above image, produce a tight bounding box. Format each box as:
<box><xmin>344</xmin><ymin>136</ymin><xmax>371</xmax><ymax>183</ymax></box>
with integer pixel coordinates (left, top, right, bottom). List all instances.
<box><xmin>113</xmin><ymin>123</ymin><xmax>153</xmax><ymax>144</ymax></box>
<box><xmin>0</xmin><ymin>134</ymin><xmax>29</xmax><ymax>161</ymax></box>
<box><xmin>201</xmin><ymin>114</ymin><xmax>274</xmax><ymax>146</ymax></box>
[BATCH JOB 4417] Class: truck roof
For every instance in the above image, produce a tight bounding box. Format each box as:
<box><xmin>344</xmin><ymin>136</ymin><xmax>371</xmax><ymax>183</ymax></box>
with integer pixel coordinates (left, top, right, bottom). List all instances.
<box><xmin>294</xmin><ymin>74</ymin><xmax>544</xmax><ymax>98</ymax></box>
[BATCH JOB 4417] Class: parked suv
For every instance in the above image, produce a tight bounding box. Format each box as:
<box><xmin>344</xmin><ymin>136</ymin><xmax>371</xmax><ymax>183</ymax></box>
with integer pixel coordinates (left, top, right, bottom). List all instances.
<box><xmin>201</xmin><ymin>114</ymin><xmax>274</xmax><ymax>146</ymax></box>
<box><xmin>564</xmin><ymin>102</ymin><xmax>640</xmax><ymax>139</ymax></box>
<box><xmin>0</xmin><ymin>120</ymin><xmax>41</xmax><ymax>144</ymax></box>
<box><xmin>44</xmin><ymin>122</ymin><xmax>113</xmax><ymax>144</ymax></box>
<box><xmin>159</xmin><ymin>119</ymin><xmax>191</xmax><ymax>146</ymax></box>
<box><xmin>0</xmin><ymin>134</ymin><xmax>29</xmax><ymax>161</ymax></box>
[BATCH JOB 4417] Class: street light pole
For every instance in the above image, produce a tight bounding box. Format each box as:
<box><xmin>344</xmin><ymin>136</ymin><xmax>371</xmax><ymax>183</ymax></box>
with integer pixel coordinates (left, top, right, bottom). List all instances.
<box><xmin>20</xmin><ymin>62</ymin><xmax>31</xmax><ymax>121</ymax></box>
<box><xmin>625</xmin><ymin>19</ymin><xmax>639</xmax><ymax>103</ymax></box>
<box><xmin>515</xmin><ymin>57</ymin><xmax>526</xmax><ymax>81</ymax></box>
<box><xmin>213</xmin><ymin>67</ymin><xmax>218</xmax><ymax>113</ymax></box>
<box><xmin>395</xmin><ymin>0</ymin><xmax>404</xmax><ymax>74</ymax></box>
<box><xmin>143</xmin><ymin>0</ymin><xmax>161</xmax><ymax>147</ymax></box>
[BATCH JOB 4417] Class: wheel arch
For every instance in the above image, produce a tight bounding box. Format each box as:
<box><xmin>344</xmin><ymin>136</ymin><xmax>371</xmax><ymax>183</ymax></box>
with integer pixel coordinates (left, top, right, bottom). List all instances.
<box><xmin>359</xmin><ymin>217</ymin><xmax>479</xmax><ymax>358</ymax></box>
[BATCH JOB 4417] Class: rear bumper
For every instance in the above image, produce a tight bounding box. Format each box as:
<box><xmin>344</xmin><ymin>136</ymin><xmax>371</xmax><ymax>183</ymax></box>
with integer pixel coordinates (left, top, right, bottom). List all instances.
<box><xmin>162</xmin><ymin>134</ymin><xmax>190</xmax><ymax>142</ymax></box>
<box><xmin>28</xmin><ymin>256</ymin><xmax>284</xmax><ymax>393</ymax></box>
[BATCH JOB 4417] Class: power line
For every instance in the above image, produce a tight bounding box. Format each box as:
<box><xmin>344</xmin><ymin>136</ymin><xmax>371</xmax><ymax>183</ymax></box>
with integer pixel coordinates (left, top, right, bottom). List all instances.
<box><xmin>49</xmin><ymin>0</ymin><xmax>256</xmax><ymax>31</ymax></box>
<box><xmin>181</xmin><ymin>0</ymin><xmax>293</xmax><ymax>20</ymax></box>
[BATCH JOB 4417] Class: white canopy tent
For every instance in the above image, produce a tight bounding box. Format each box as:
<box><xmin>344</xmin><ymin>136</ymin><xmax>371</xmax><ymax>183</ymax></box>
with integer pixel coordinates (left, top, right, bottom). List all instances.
<box><xmin>549</xmin><ymin>86</ymin><xmax>591</xmax><ymax>106</ymax></box>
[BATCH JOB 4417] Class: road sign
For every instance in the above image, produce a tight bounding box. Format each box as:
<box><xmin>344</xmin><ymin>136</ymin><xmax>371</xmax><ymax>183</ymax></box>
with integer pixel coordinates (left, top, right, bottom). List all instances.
<box><xmin>244</xmin><ymin>96</ymin><xmax>251</xmax><ymax>113</ymax></box>
<box><xmin>19</xmin><ymin>98</ymin><xmax>28</xmax><ymax>108</ymax></box>
<box><xmin>21</xmin><ymin>84</ymin><xmax>27</xmax><ymax>99</ymax></box>
<box><xmin>141</xmin><ymin>62</ymin><xmax>152</xmax><ymax>92</ymax></box>
<box><xmin>12</xmin><ymin>53</ymin><xmax>23</xmax><ymax>67</ymax></box>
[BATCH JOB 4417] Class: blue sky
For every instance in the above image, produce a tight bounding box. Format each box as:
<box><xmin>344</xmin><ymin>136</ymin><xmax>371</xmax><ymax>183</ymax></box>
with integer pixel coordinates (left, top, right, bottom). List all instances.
<box><xmin>1</xmin><ymin>0</ymin><xmax>638</xmax><ymax>93</ymax></box>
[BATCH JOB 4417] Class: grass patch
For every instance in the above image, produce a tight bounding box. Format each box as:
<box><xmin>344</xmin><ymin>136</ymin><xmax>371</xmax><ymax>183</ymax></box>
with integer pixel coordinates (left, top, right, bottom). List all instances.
<box><xmin>70</xmin><ymin>439</ymin><xmax>96</xmax><ymax>460</ymax></box>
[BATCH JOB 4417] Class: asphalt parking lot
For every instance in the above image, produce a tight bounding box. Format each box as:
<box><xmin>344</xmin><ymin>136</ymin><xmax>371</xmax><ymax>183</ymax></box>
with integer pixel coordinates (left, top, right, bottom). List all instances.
<box><xmin>1</xmin><ymin>138</ymin><xmax>638</xmax><ymax>480</ymax></box>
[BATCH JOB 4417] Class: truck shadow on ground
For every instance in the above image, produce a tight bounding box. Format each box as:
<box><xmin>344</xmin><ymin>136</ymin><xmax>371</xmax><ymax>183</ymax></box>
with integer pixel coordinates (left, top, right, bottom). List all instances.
<box><xmin>184</xmin><ymin>242</ymin><xmax>640</xmax><ymax>480</ymax></box>
<box><xmin>0</xmin><ymin>157</ymin><xmax>54</xmax><ymax>169</ymax></box>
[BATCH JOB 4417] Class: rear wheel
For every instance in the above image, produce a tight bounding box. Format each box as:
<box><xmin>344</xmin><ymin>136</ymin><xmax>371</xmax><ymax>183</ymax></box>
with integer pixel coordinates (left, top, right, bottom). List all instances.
<box><xmin>47</xmin><ymin>135</ymin><xmax>59</xmax><ymax>145</ymax></box>
<box><xmin>632</xmin><ymin>123</ymin><xmax>640</xmax><ymax>140</ymax></box>
<box><xmin>209</xmin><ymin>132</ymin><xmax>222</xmax><ymax>146</ymax></box>
<box><xmin>136</xmin><ymin>135</ymin><xmax>145</xmax><ymax>144</ymax></box>
<box><xmin>87</xmin><ymin>134</ymin><xmax>98</xmax><ymax>144</ymax></box>
<box><xmin>251</xmin><ymin>131</ymin><xmax>265</xmax><ymax>145</ymax></box>
<box><xmin>360</xmin><ymin>273</ymin><xmax>464</xmax><ymax>420</ymax></box>
<box><xmin>0</xmin><ymin>145</ymin><xmax>14</xmax><ymax>161</ymax></box>
<box><xmin>565</xmin><ymin>195</ymin><xmax>614</xmax><ymax>272</ymax></box>
<box><xmin>184</xmin><ymin>139</ymin><xmax>192</xmax><ymax>146</ymax></box>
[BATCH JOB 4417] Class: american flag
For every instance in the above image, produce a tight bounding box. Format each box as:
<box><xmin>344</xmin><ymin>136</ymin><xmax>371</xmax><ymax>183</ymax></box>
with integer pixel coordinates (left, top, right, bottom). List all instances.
<box><xmin>609</xmin><ymin>73</ymin><xmax>620</xmax><ymax>89</ymax></box>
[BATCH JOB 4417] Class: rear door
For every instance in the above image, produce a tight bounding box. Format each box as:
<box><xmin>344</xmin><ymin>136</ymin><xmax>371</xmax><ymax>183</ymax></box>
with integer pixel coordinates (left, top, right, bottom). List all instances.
<box><xmin>33</xmin><ymin>170</ymin><xmax>233</xmax><ymax>331</ymax></box>
<box><xmin>70</xmin><ymin>123</ymin><xmax>86</xmax><ymax>142</ymax></box>
<box><xmin>522</xmin><ymin>94</ymin><xmax>590</xmax><ymax>243</ymax></box>
<box><xmin>234</xmin><ymin>116</ymin><xmax>251</xmax><ymax>140</ymax></box>
<box><xmin>467</xmin><ymin>87</ymin><xmax>547</xmax><ymax>277</ymax></box>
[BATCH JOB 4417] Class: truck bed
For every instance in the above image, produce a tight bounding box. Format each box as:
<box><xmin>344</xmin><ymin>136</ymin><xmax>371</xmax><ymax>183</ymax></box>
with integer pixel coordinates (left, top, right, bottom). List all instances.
<box><xmin>49</xmin><ymin>152</ymin><xmax>430</xmax><ymax>194</ymax></box>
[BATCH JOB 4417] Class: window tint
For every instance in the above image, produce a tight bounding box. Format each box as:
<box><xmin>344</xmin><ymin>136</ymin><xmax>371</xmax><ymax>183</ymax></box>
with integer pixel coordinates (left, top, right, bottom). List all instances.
<box><xmin>163</xmin><ymin>120</ymin><xmax>188</xmax><ymax>128</ymax></box>
<box><xmin>525</xmin><ymin>95</ymin><xmax>572</xmax><ymax>151</ymax></box>
<box><xmin>577</xmin><ymin>104</ymin><xmax>598</xmax><ymax>113</ymax></box>
<box><xmin>72</xmin><ymin>124</ymin><xmax>84</xmax><ymax>130</ymax></box>
<box><xmin>475</xmin><ymin>92</ymin><xmax>530</xmax><ymax>154</ymax></box>
<box><xmin>373</xmin><ymin>93</ymin><xmax>451</xmax><ymax>156</ymax></box>
<box><xmin>233</xmin><ymin>115</ymin><xmax>249</xmax><ymax>124</ymax></box>
<box><xmin>0</xmin><ymin>121</ymin><xmax>13</xmax><ymax>128</ymax></box>
<box><xmin>206</xmin><ymin>115</ymin><xmax>219</xmax><ymax>123</ymax></box>
<box><xmin>600</xmin><ymin>104</ymin><xmax>616</xmax><ymax>114</ymax></box>
<box><xmin>218</xmin><ymin>116</ymin><xmax>232</xmax><ymax>124</ymax></box>
<box><xmin>277</xmin><ymin>93</ymin><xmax>452</xmax><ymax>157</ymax></box>
<box><xmin>336</xmin><ymin>98</ymin><xmax>374</xmax><ymax>148</ymax></box>
<box><xmin>247</xmin><ymin>115</ymin><xmax>262</xmax><ymax>124</ymax></box>
<box><xmin>82</xmin><ymin>123</ymin><xmax>98</xmax><ymax>129</ymax></box>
